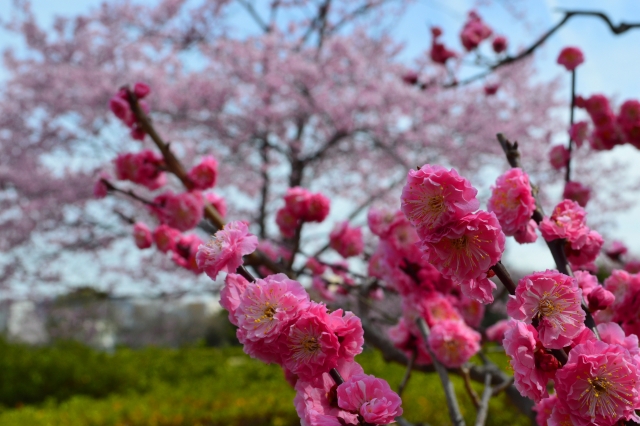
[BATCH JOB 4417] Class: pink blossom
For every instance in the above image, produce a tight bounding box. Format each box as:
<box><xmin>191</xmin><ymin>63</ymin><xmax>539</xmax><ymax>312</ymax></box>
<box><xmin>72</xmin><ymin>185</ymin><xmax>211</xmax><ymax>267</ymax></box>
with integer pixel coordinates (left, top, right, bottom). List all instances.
<box><xmin>109</xmin><ymin>95</ymin><xmax>132</xmax><ymax>124</ymax></box>
<box><xmin>204</xmin><ymin>192</ymin><xmax>227</xmax><ymax>218</ymax></box>
<box><xmin>513</xmin><ymin>219</ymin><xmax>538</xmax><ymax>244</ymax></box>
<box><xmin>428</xmin><ymin>320</ymin><xmax>481</xmax><ymax>368</ymax></box>
<box><xmin>562</xmin><ymin>181</ymin><xmax>591</xmax><ymax>207</ymax></box>
<box><xmin>235</xmin><ymin>273</ymin><xmax>310</xmax><ymax>343</ymax></box>
<box><xmin>458</xmin><ymin>275</ymin><xmax>496</xmax><ymax>304</ymax></box>
<box><xmin>403</xmin><ymin>292</ymin><xmax>462</xmax><ymax>327</ymax></box>
<box><xmin>388</xmin><ymin>318</ymin><xmax>432</xmax><ymax>366</ymax></box>
<box><xmin>220</xmin><ymin>273</ymin><xmax>249</xmax><ymax>326</ymax></box>
<box><xmin>492</xmin><ymin>36</ymin><xmax>507</xmax><ymax>53</ymax></box>
<box><xmin>555</xmin><ymin>340</ymin><xmax>640</xmax><ymax>425</ymax></box>
<box><xmin>367</xmin><ymin>208</ymin><xmax>405</xmax><ymax>238</ymax></box>
<box><xmin>150</xmin><ymin>191</ymin><xmax>204</xmax><ymax>232</ymax></box>
<box><xmin>306</xmin><ymin>257</ymin><xmax>327</xmax><ymax>276</ymax></box>
<box><xmin>454</xmin><ymin>295</ymin><xmax>485</xmax><ymax>328</ymax></box>
<box><xmin>132</xmin><ymin>222</ymin><xmax>152</xmax><ymax>249</ymax></box>
<box><xmin>152</xmin><ymin>224</ymin><xmax>181</xmax><ymax>253</ymax></box>
<box><xmin>336</xmin><ymin>374</ymin><xmax>403</xmax><ymax>424</ymax></box>
<box><xmin>171</xmin><ymin>234</ymin><xmax>203</xmax><ymax>273</ymax></box>
<box><xmin>534</xmin><ymin>395</ymin><xmax>556</xmax><ymax>426</ymax></box>
<box><xmin>569</xmin><ymin>121</ymin><xmax>589</xmax><ymax>147</ymax></box>
<box><xmin>565</xmin><ymin>229</ymin><xmax>603</xmax><ymax>270</ymax></box>
<box><xmin>276</xmin><ymin>207</ymin><xmax>298</xmax><ymax>238</ymax></box>
<box><xmin>329</xmin><ymin>222</ymin><xmax>363</xmax><ymax>258</ymax></box>
<box><xmin>328</xmin><ymin>309</ymin><xmax>364</xmax><ymax>361</ymax></box>
<box><xmin>401</xmin><ymin>165</ymin><xmax>479</xmax><ymax>241</ymax></box>
<box><xmin>597</xmin><ymin>322</ymin><xmax>640</xmax><ymax>360</ymax></box>
<box><xmin>420</xmin><ymin>211</ymin><xmax>505</xmax><ymax>282</ymax></box>
<box><xmin>485</xmin><ymin>319</ymin><xmax>510</xmax><ymax>343</ymax></box>
<box><xmin>483</xmin><ymin>83</ymin><xmax>499</xmax><ymax>96</ymax></box>
<box><xmin>430</xmin><ymin>28</ymin><xmax>457</xmax><ymax>64</ymax></box>
<box><xmin>507</xmin><ymin>270</ymin><xmax>585</xmax><ymax>349</ymax></box>
<box><xmin>238</xmin><ymin>327</ymin><xmax>282</xmax><ymax>365</ymax></box>
<box><xmin>605</xmin><ymin>240</ymin><xmax>628</xmax><ymax>261</ymax></box>
<box><xmin>459</xmin><ymin>11</ymin><xmax>492</xmax><ymax>51</ymax></box>
<box><xmin>587</xmin><ymin>286</ymin><xmax>614</xmax><ymax>311</ymax></box>
<box><xmin>187</xmin><ymin>156</ymin><xmax>218</xmax><ymax>190</ymax></box>
<box><xmin>487</xmin><ymin>168</ymin><xmax>536</xmax><ymax>236</ymax></box>
<box><xmin>401</xmin><ymin>71</ymin><xmax>419</xmax><ymax>85</ymax></box>
<box><xmin>130</xmin><ymin>124</ymin><xmax>146</xmax><ymax>141</ymax></box>
<box><xmin>293</xmin><ymin>359</ymin><xmax>364</xmax><ymax>426</ymax></box>
<box><xmin>93</xmin><ymin>175</ymin><xmax>109</xmax><ymax>199</ymax></box>
<box><xmin>539</xmin><ymin>199</ymin><xmax>588</xmax><ymax>246</ymax></box>
<box><xmin>196</xmin><ymin>221</ymin><xmax>258</xmax><ymax>280</ymax></box>
<box><xmin>284</xmin><ymin>187</ymin><xmax>312</xmax><ymax>218</ymax></box>
<box><xmin>306</xmin><ymin>192</ymin><xmax>330</xmax><ymax>223</ymax></box>
<box><xmin>548</xmin><ymin>145</ymin><xmax>569</xmax><ymax>170</ymax></box>
<box><xmin>133</xmin><ymin>82</ymin><xmax>151</xmax><ymax>99</ymax></box>
<box><xmin>574</xmin><ymin>270</ymin><xmax>598</xmax><ymax>299</ymax></box>
<box><xmin>503</xmin><ymin>320</ymin><xmax>555</xmax><ymax>402</ymax></box>
<box><xmin>114</xmin><ymin>150</ymin><xmax>166</xmax><ymax>190</ymax></box>
<box><xmin>281</xmin><ymin>302</ymin><xmax>340</xmax><ymax>381</ymax></box>
<box><xmin>557</xmin><ymin>46</ymin><xmax>584</xmax><ymax>71</ymax></box>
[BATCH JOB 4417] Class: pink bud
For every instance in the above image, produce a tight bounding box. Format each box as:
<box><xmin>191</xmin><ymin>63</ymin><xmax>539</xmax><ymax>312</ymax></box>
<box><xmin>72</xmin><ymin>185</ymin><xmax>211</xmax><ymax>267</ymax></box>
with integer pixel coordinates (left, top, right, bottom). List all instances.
<box><xmin>431</xmin><ymin>26</ymin><xmax>442</xmax><ymax>38</ymax></box>
<box><xmin>133</xmin><ymin>82</ymin><xmax>151</xmax><ymax>99</ymax></box>
<box><xmin>557</xmin><ymin>46</ymin><xmax>584</xmax><ymax>71</ymax></box>
<box><xmin>562</xmin><ymin>181</ymin><xmax>591</xmax><ymax>207</ymax></box>
<box><xmin>133</xmin><ymin>222</ymin><xmax>153</xmax><ymax>249</ymax></box>
<box><xmin>534</xmin><ymin>348</ymin><xmax>560</xmax><ymax>372</ymax></box>
<box><xmin>492</xmin><ymin>36</ymin><xmax>507</xmax><ymax>53</ymax></box>
<box><xmin>401</xmin><ymin>71</ymin><xmax>419</xmax><ymax>85</ymax></box>
<box><xmin>109</xmin><ymin>96</ymin><xmax>131</xmax><ymax>121</ymax></box>
<box><xmin>484</xmin><ymin>83</ymin><xmax>499</xmax><ymax>96</ymax></box>
<box><xmin>548</xmin><ymin>145</ymin><xmax>570</xmax><ymax>170</ymax></box>
<box><xmin>587</xmin><ymin>286</ymin><xmax>615</xmax><ymax>311</ymax></box>
<box><xmin>130</xmin><ymin>124</ymin><xmax>146</xmax><ymax>141</ymax></box>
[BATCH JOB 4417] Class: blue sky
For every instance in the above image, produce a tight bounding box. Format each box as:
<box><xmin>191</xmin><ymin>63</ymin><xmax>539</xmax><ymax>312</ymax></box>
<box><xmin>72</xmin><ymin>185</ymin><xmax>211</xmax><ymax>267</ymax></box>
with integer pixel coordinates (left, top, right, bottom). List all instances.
<box><xmin>1</xmin><ymin>0</ymin><xmax>640</xmax><ymax>278</ymax></box>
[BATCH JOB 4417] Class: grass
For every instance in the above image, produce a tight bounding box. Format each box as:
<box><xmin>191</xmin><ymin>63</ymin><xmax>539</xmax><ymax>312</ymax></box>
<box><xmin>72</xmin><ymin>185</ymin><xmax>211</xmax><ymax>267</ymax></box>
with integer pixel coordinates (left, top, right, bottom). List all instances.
<box><xmin>0</xmin><ymin>340</ymin><xmax>530</xmax><ymax>425</ymax></box>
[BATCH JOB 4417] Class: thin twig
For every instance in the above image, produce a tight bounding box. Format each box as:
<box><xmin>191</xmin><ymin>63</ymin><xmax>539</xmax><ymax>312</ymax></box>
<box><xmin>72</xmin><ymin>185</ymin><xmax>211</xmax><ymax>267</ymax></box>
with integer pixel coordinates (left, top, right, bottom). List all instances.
<box><xmin>453</xmin><ymin>11</ymin><xmax>640</xmax><ymax>87</ymax></box>
<box><xmin>490</xmin><ymin>261</ymin><xmax>516</xmax><ymax>295</ymax></box>
<box><xmin>565</xmin><ymin>69</ymin><xmax>577</xmax><ymax>183</ymax></box>
<box><xmin>416</xmin><ymin>317</ymin><xmax>466</xmax><ymax>426</ymax></box>
<box><xmin>398</xmin><ymin>349</ymin><xmax>417</xmax><ymax>397</ymax></box>
<box><xmin>474</xmin><ymin>373</ymin><xmax>493</xmax><ymax>426</ymax></box>
<box><xmin>461</xmin><ymin>366</ymin><xmax>481</xmax><ymax>409</ymax></box>
<box><xmin>329</xmin><ymin>368</ymin><xmax>345</xmax><ymax>385</ymax></box>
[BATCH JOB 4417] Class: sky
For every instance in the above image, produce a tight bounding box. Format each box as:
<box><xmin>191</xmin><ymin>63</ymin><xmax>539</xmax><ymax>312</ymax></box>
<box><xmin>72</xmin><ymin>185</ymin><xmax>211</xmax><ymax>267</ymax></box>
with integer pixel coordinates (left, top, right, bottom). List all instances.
<box><xmin>1</xmin><ymin>0</ymin><xmax>640</xmax><ymax>288</ymax></box>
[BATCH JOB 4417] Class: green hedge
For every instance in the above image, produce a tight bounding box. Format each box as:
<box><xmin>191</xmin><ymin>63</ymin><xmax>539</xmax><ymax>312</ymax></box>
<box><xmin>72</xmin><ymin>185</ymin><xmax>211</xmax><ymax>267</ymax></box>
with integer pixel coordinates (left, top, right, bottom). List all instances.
<box><xmin>0</xmin><ymin>340</ymin><xmax>529</xmax><ymax>425</ymax></box>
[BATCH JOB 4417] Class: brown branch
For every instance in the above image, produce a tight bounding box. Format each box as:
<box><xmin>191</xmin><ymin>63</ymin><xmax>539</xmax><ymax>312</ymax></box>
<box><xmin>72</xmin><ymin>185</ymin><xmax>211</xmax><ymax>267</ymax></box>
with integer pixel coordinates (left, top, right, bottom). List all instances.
<box><xmin>474</xmin><ymin>373</ymin><xmax>493</xmax><ymax>426</ymax></box>
<box><xmin>453</xmin><ymin>11</ymin><xmax>640</xmax><ymax>87</ymax></box>
<box><xmin>125</xmin><ymin>88</ymin><xmax>287</xmax><ymax>276</ymax></box>
<box><xmin>102</xmin><ymin>179</ymin><xmax>156</xmax><ymax>207</ymax></box>
<box><xmin>490</xmin><ymin>261</ymin><xmax>516</xmax><ymax>295</ymax></box>
<box><xmin>565</xmin><ymin>69</ymin><xmax>577</xmax><ymax>183</ymax></box>
<box><xmin>258</xmin><ymin>139</ymin><xmax>270</xmax><ymax>239</ymax></box>
<box><xmin>238</xmin><ymin>0</ymin><xmax>270</xmax><ymax>32</ymax></box>
<box><xmin>398</xmin><ymin>349</ymin><xmax>417</xmax><ymax>397</ymax></box>
<box><xmin>416</xmin><ymin>317</ymin><xmax>466</xmax><ymax>426</ymax></box>
<box><xmin>461</xmin><ymin>366</ymin><xmax>481</xmax><ymax>409</ymax></box>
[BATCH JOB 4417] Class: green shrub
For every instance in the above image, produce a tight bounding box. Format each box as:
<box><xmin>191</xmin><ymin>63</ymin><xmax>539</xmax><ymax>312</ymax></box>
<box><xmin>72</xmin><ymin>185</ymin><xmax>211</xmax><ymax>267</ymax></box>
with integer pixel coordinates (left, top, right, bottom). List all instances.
<box><xmin>0</xmin><ymin>340</ymin><xmax>530</xmax><ymax>425</ymax></box>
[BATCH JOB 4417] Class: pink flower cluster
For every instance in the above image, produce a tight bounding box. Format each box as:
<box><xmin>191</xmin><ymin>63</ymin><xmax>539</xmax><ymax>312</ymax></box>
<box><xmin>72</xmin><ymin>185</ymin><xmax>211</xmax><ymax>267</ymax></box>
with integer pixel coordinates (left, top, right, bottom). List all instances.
<box><xmin>114</xmin><ymin>150</ymin><xmax>166</xmax><ymax>190</ymax></box>
<box><xmin>187</xmin><ymin>156</ymin><xmax>218</xmax><ymax>190</ymax></box>
<box><xmin>459</xmin><ymin>11</ymin><xmax>493</xmax><ymax>51</ymax></box>
<box><xmin>217</xmin><ymin>271</ymin><xmax>401</xmax><ymax>425</ymax></box>
<box><xmin>130</xmin><ymin>221</ymin><xmax>204</xmax><ymax>274</ymax></box>
<box><xmin>429</xmin><ymin>27</ymin><xmax>456</xmax><ymax>65</ymax></box>
<box><xmin>329</xmin><ymin>221</ymin><xmax>364</xmax><ymax>258</ymax></box>
<box><xmin>276</xmin><ymin>187</ymin><xmax>330</xmax><ymax>238</ymax></box>
<box><xmin>364</xmin><ymin>207</ymin><xmax>483</xmax><ymax>367</ymax></box>
<box><xmin>487</xmin><ymin>168</ymin><xmax>537</xmax><ymax>243</ymax></box>
<box><xmin>574</xmin><ymin>94</ymin><xmax>640</xmax><ymax>150</ymax></box>
<box><xmin>108</xmin><ymin>83</ymin><xmax>151</xmax><ymax>141</ymax></box>
<box><xmin>595</xmin><ymin>270</ymin><xmax>640</xmax><ymax>337</ymax></box>
<box><xmin>196</xmin><ymin>221</ymin><xmax>259</xmax><ymax>280</ymax></box>
<box><xmin>149</xmin><ymin>190</ymin><xmax>204</xmax><ymax>232</ymax></box>
<box><xmin>401</xmin><ymin>164</ymin><xmax>505</xmax><ymax>304</ymax></box>
<box><xmin>539</xmin><ymin>199</ymin><xmax>603</xmax><ymax>270</ymax></box>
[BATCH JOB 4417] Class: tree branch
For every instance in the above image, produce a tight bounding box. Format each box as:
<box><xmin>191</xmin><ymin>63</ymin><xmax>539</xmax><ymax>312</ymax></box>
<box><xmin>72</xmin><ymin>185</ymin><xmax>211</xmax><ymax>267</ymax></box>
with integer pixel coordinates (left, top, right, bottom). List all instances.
<box><xmin>238</xmin><ymin>0</ymin><xmax>270</xmax><ymax>32</ymax></box>
<box><xmin>453</xmin><ymin>11</ymin><xmax>640</xmax><ymax>87</ymax></box>
<box><xmin>397</xmin><ymin>349</ymin><xmax>417</xmax><ymax>397</ymax></box>
<box><xmin>473</xmin><ymin>373</ymin><xmax>493</xmax><ymax>426</ymax></box>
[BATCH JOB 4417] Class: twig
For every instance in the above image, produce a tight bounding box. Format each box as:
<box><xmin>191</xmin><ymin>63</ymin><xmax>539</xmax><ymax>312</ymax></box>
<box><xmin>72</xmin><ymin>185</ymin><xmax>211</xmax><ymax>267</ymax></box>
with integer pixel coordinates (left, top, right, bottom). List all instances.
<box><xmin>329</xmin><ymin>368</ymin><xmax>345</xmax><ymax>385</ymax></box>
<box><xmin>565</xmin><ymin>69</ymin><xmax>577</xmax><ymax>183</ymax></box>
<box><xmin>491</xmin><ymin>376</ymin><xmax>514</xmax><ymax>396</ymax></box>
<box><xmin>474</xmin><ymin>373</ymin><xmax>493</xmax><ymax>426</ymax></box>
<box><xmin>490</xmin><ymin>261</ymin><xmax>516</xmax><ymax>295</ymax></box>
<box><xmin>102</xmin><ymin>179</ymin><xmax>156</xmax><ymax>207</ymax></box>
<box><xmin>461</xmin><ymin>366</ymin><xmax>481</xmax><ymax>409</ymax></box>
<box><xmin>286</xmin><ymin>222</ymin><xmax>304</xmax><ymax>271</ymax></box>
<box><xmin>125</xmin><ymin>88</ymin><xmax>286</xmax><ymax>275</ymax></box>
<box><xmin>398</xmin><ymin>349</ymin><xmax>417</xmax><ymax>397</ymax></box>
<box><xmin>238</xmin><ymin>0</ymin><xmax>270</xmax><ymax>32</ymax></box>
<box><xmin>416</xmin><ymin>317</ymin><xmax>466</xmax><ymax>426</ymax></box>
<box><xmin>453</xmin><ymin>11</ymin><xmax>640</xmax><ymax>87</ymax></box>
